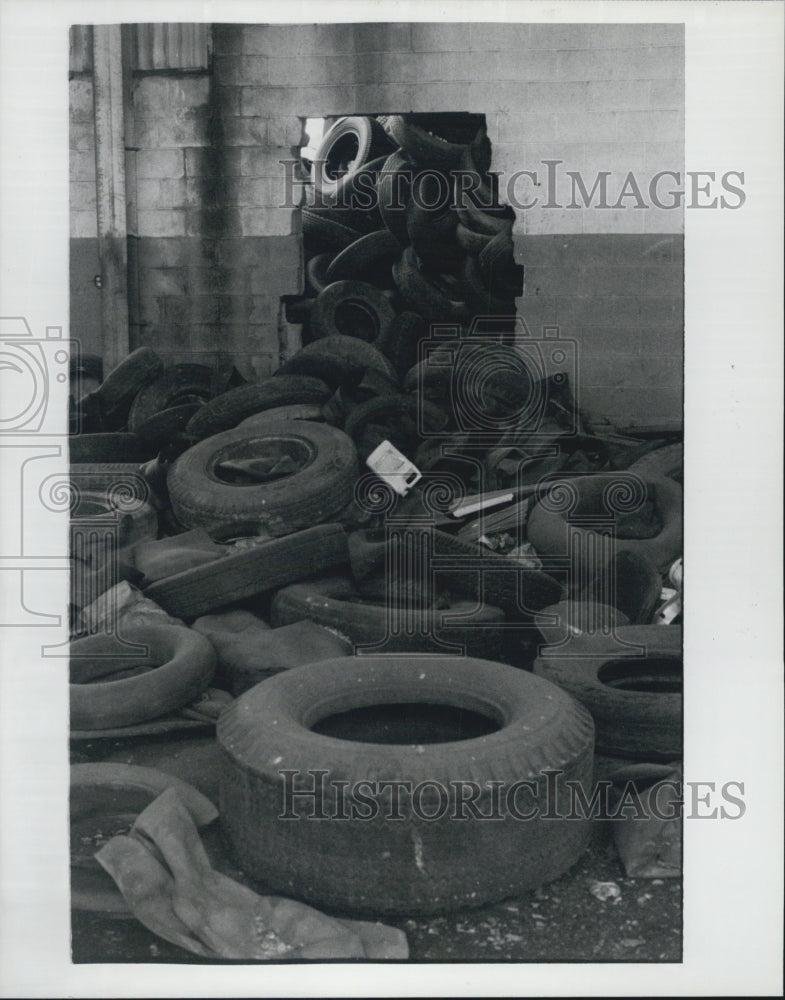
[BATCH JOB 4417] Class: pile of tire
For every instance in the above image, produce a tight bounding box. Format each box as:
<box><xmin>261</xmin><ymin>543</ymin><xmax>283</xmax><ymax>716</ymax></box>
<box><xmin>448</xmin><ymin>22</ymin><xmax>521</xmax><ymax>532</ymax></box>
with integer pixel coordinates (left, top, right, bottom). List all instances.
<box><xmin>292</xmin><ymin>113</ymin><xmax>523</xmax><ymax>360</ymax></box>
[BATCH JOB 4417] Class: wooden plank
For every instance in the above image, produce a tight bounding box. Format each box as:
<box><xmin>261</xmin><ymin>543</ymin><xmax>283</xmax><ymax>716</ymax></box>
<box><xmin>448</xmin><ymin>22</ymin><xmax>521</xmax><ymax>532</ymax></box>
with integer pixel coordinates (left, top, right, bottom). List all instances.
<box><xmin>92</xmin><ymin>24</ymin><xmax>129</xmax><ymax>370</ymax></box>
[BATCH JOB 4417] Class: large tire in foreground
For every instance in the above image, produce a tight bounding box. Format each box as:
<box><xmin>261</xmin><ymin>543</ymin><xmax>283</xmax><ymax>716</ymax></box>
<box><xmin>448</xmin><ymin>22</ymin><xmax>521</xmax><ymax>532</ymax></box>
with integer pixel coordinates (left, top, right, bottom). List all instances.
<box><xmin>533</xmin><ymin>625</ymin><xmax>682</xmax><ymax>759</ymax></box>
<box><xmin>70</xmin><ymin>622</ymin><xmax>216</xmax><ymax>730</ymax></box>
<box><xmin>167</xmin><ymin>420</ymin><xmax>359</xmax><ymax>536</ymax></box>
<box><xmin>218</xmin><ymin>654</ymin><xmax>594</xmax><ymax>916</ymax></box>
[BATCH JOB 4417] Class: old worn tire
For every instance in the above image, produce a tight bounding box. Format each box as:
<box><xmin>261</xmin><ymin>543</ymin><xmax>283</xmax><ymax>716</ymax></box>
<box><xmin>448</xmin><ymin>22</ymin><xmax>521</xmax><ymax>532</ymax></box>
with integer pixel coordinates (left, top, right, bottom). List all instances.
<box><xmin>627</xmin><ymin>442</ymin><xmax>683</xmax><ymax>484</ymax></box>
<box><xmin>383</xmin><ymin>114</ymin><xmax>483</xmax><ymax>170</ymax></box>
<box><xmin>185</xmin><ymin>376</ymin><xmax>331</xmax><ymax>440</ymax></box>
<box><xmin>377</xmin><ymin>149</ymin><xmax>413</xmax><ymax>246</ymax></box>
<box><xmin>302</xmin><ymin>208</ymin><xmax>368</xmax><ymax>255</ymax></box>
<box><xmin>312</xmin><ymin>116</ymin><xmax>392</xmax><ymax>204</ymax></box>
<box><xmin>309</xmin><ymin>280</ymin><xmax>397</xmax><ymax>343</ymax></box>
<box><xmin>343</xmin><ymin>394</ymin><xmax>448</xmax><ymax>459</ymax></box>
<box><xmin>70</xmin><ymin>762</ymin><xmax>217</xmax><ymax>915</ymax></box>
<box><xmin>270</xmin><ymin>574</ymin><xmax>507</xmax><ymax>659</ymax></box>
<box><xmin>237</xmin><ymin>403</ymin><xmax>324</xmax><ymax>431</ymax></box>
<box><xmin>72</xmin><ymin>489</ymin><xmax>158</xmax><ymax>550</ymax></box>
<box><xmin>91</xmin><ymin>347</ymin><xmax>164</xmax><ymax>429</ymax></box>
<box><xmin>527</xmin><ymin>473</ymin><xmax>682</xmax><ymax>573</ymax></box>
<box><xmin>533</xmin><ymin>625</ymin><xmax>682</xmax><ymax>758</ymax></box>
<box><xmin>217</xmin><ymin>654</ymin><xmax>594</xmax><ymax>915</ymax></box>
<box><xmin>133</xmin><ymin>403</ymin><xmax>203</xmax><ymax>447</ymax></box>
<box><xmin>376</xmin><ymin>310</ymin><xmax>428</xmax><ymax>379</ymax></box>
<box><xmin>70</xmin><ymin>622</ymin><xmax>216</xmax><ymax>730</ymax></box>
<box><xmin>432</xmin><ymin>530</ymin><xmax>563</xmax><ymax>617</ymax></box>
<box><xmin>69</xmin><ymin>433</ymin><xmax>152</xmax><ymax>464</ymax></box>
<box><xmin>167</xmin><ymin>420</ymin><xmax>359</xmax><ymax>536</ymax></box>
<box><xmin>144</xmin><ymin>523</ymin><xmax>349</xmax><ymax>618</ymax></box>
<box><xmin>392</xmin><ymin>247</ymin><xmax>470</xmax><ymax>325</ymax></box>
<box><xmin>128</xmin><ymin>364</ymin><xmax>214</xmax><ymax>431</ymax></box>
<box><xmin>324</xmin><ymin>230</ymin><xmax>401</xmax><ymax>284</ymax></box>
<box><xmin>456</xmin><ymin>221</ymin><xmax>493</xmax><ymax>254</ymax></box>
<box><xmin>305</xmin><ymin>253</ymin><xmax>335</xmax><ymax>296</ymax></box>
<box><xmin>276</xmin><ymin>335</ymin><xmax>398</xmax><ymax>389</ymax></box>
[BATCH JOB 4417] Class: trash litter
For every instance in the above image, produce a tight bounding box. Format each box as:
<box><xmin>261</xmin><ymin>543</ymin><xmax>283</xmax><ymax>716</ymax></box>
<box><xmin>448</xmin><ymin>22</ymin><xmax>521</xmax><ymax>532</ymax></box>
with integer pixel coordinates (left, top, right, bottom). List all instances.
<box><xmin>588</xmin><ymin>880</ymin><xmax>622</xmax><ymax>903</ymax></box>
<box><xmin>366</xmin><ymin>439</ymin><xmax>422</xmax><ymax>496</ymax></box>
<box><xmin>96</xmin><ymin>788</ymin><xmax>408</xmax><ymax>959</ymax></box>
<box><xmin>608</xmin><ymin>762</ymin><xmax>682</xmax><ymax>878</ymax></box>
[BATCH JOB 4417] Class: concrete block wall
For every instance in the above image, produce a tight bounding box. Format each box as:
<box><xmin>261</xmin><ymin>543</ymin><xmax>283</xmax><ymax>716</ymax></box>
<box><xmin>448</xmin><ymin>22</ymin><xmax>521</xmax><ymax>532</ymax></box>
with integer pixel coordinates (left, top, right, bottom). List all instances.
<box><xmin>70</xmin><ymin>21</ymin><xmax>684</xmax><ymax>428</ymax></box>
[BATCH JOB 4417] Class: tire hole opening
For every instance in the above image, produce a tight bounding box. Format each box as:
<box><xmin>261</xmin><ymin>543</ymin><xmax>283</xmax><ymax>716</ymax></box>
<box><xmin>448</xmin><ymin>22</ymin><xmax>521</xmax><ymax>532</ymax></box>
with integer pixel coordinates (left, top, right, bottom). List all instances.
<box><xmin>312</xmin><ymin>702</ymin><xmax>501</xmax><ymax>744</ymax></box>
<box><xmin>598</xmin><ymin>656</ymin><xmax>682</xmax><ymax>694</ymax></box>
<box><xmin>210</xmin><ymin>436</ymin><xmax>314</xmax><ymax>485</ymax></box>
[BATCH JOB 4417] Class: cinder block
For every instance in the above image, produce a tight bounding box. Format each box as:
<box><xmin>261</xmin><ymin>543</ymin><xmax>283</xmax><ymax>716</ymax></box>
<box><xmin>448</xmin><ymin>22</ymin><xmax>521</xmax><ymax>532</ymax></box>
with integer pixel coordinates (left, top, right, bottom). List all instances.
<box><xmin>158</xmin><ymin>113</ymin><xmax>211</xmax><ymax>148</ymax></box>
<box><xmin>234</xmin><ymin>177</ymin><xmax>274</xmax><ymax>207</ymax></box>
<box><xmin>575</xmin><ymin>263</ymin><xmax>644</xmax><ymax>297</ymax></box>
<box><xmin>268</xmin><ymin>55</ymin><xmax>334</xmax><ymax>88</ymax></box>
<box><xmin>556</xmin><ymin>46</ymin><xmax>687</xmax><ymax>82</ymax></box>
<box><xmin>639</xmin><ymin>263</ymin><xmax>684</xmax><ymax>298</ymax></box>
<box><xmin>534</xmin><ymin>23</ymin><xmax>683</xmax><ymax>51</ymax></box>
<box><xmin>617</xmin><ymin>110</ymin><xmax>683</xmax><ymax>143</ymax></box>
<box><xmin>467</xmin><ymin>22</ymin><xmax>532</xmax><ymax>51</ymax></box>
<box><xmin>378</xmin><ymin>50</ymin><xmax>422</xmax><ymax>85</ymax></box>
<box><xmin>136</xmin><ymin>208</ymin><xmax>187</xmax><ymax>237</ymax></box>
<box><xmin>495</xmin><ymin>114</ymin><xmax>558</xmax><ymax>144</ymax></box>
<box><xmin>70</xmin><ymin>180</ymin><xmax>96</xmax><ymax>213</ymax></box>
<box><xmin>70</xmin><ymin>149</ymin><xmax>95</xmax><ymax>182</ymax></box>
<box><xmin>185</xmin><ymin>206</ymin><xmax>243</xmax><ymax>238</ymax></box>
<box><xmin>523</xmin><ymin>206</ymin><xmax>585</xmax><ymax>236</ymax></box>
<box><xmin>353</xmin><ymin>22</ymin><xmax>412</xmax><ymax>52</ymax></box>
<box><xmin>238</xmin><ymin>148</ymin><xmax>290</xmax><ymax>178</ymax></box>
<box><xmin>557</xmin><ymin>111</ymin><xmax>618</xmax><ymax>143</ymax></box>
<box><xmin>212</xmin><ymin>24</ymin><xmax>244</xmax><ymax>55</ymax></box>
<box><xmin>239</xmin><ymin>206</ymin><xmax>295</xmax><ymax>237</ymax></box>
<box><xmin>353</xmin><ymin>83</ymin><xmax>416</xmax><ymax>114</ymax></box>
<box><xmin>267</xmin><ymin>115</ymin><xmax>306</xmax><ymax>149</ymax></box>
<box><xmin>248</xmin><ymin>295</ymin><xmax>281</xmax><ymax>325</ymax></box>
<box><xmin>493</xmin><ymin>48</ymin><xmax>558</xmax><ymax>81</ymax></box>
<box><xmin>138</xmin><ymin>266</ymin><xmax>190</xmax><ymax>297</ymax></box>
<box><xmin>580</xmin><ymin>142</ymin><xmax>646</xmax><ymax>174</ymax></box>
<box><xmin>221</xmin><ymin>117</ymin><xmax>269</xmax><ymax>147</ymax></box>
<box><xmin>524</xmin><ymin>81</ymin><xmax>590</xmax><ymax>112</ymax></box>
<box><xmin>136</xmin><ymin>177</ymin><xmax>188</xmax><ymax>211</ymax></box>
<box><xmin>637</xmin><ymin>296</ymin><xmax>682</xmax><ymax>330</ymax></box>
<box><xmin>184</xmin><ymin>147</ymin><xmax>222</xmax><ymax>178</ymax></box>
<box><xmin>70</xmin><ymin>122</ymin><xmax>95</xmax><ymax>153</ymax></box>
<box><xmin>133</xmin><ymin>118</ymin><xmax>161</xmax><ymax>150</ymax></box>
<box><xmin>649</xmin><ymin>78</ymin><xmax>684</xmax><ymax>109</ymax></box>
<box><xmin>588</xmin><ymin>79</ymin><xmax>651</xmax><ymax>110</ymax></box>
<box><xmin>136</xmin><ymin>149</ymin><xmax>185</xmax><ymax>179</ymax></box>
<box><xmin>70</xmin><ymin>209</ymin><xmax>97</xmax><ymax>239</ymax></box>
<box><xmin>69</xmin><ymin>77</ymin><xmax>94</xmax><ymax>121</ymax></box>
<box><xmin>410</xmin><ymin>23</ymin><xmax>473</xmax><ymax>52</ymax></box>
<box><xmin>644</xmin><ymin>142</ymin><xmax>684</xmax><ymax>173</ymax></box>
<box><xmin>137</xmin><ymin>237</ymin><xmax>199</xmax><ymax>268</ymax></box>
<box><xmin>214</xmin><ymin>55</ymin><xmax>269</xmax><ymax>87</ymax></box>
<box><xmin>584</xmin><ymin>206</ymin><xmax>646</xmax><ymax>234</ymax></box>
